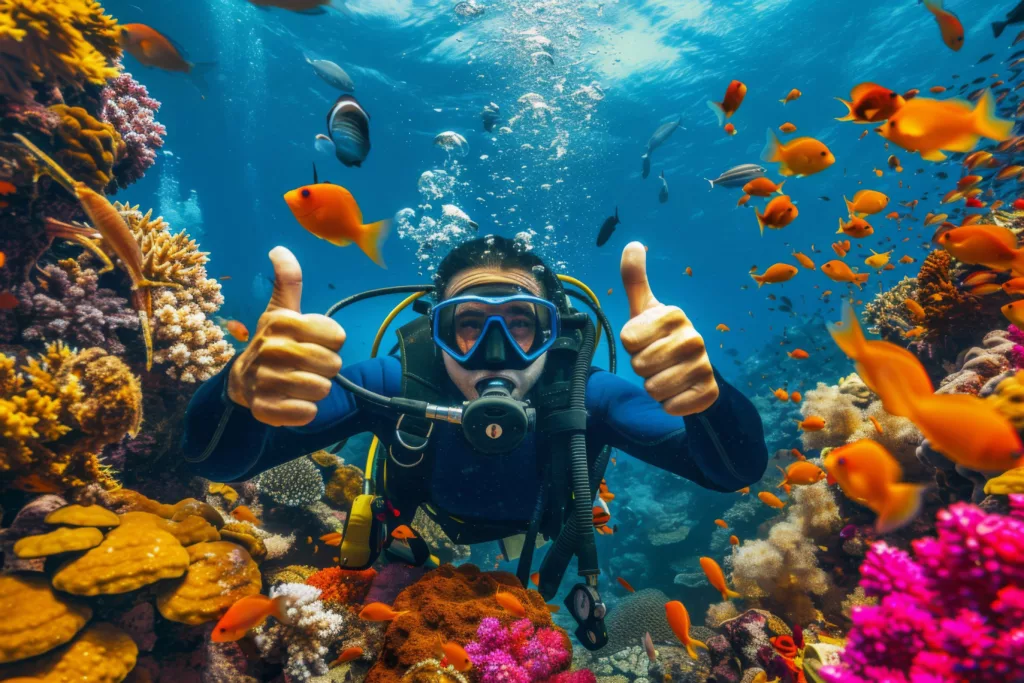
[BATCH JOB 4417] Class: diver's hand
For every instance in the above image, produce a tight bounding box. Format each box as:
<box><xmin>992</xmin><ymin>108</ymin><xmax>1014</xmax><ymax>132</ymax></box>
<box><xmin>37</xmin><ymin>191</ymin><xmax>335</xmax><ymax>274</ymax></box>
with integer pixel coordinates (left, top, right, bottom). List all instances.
<box><xmin>619</xmin><ymin>242</ymin><xmax>719</xmax><ymax>416</ymax></box>
<box><xmin>227</xmin><ymin>247</ymin><xmax>346</xmax><ymax>427</ymax></box>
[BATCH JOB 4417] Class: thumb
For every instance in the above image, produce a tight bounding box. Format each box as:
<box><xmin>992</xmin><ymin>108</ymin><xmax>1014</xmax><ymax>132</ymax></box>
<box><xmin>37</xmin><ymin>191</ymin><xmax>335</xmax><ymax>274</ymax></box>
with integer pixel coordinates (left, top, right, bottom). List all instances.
<box><xmin>621</xmin><ymin>241</ymin><xmax>660</xmax><ymax>318</ymax></box>
<box><xmin>267</xmin><ymin>246</ymin><xmax>303</xmax><ymax>312</ymax></box>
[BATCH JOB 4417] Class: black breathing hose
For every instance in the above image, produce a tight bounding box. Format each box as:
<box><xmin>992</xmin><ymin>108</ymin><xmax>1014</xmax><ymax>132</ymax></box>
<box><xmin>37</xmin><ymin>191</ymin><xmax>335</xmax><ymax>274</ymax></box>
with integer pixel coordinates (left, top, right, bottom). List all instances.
<box><xmin>565</xmin><ymin>289</ymin><xmax>616</xmax><ymax>374</ymax></box>
<box><xmin>568</xmin><ymin>317</ymin><xmax>599</xmax><ymax>576</ymax></box>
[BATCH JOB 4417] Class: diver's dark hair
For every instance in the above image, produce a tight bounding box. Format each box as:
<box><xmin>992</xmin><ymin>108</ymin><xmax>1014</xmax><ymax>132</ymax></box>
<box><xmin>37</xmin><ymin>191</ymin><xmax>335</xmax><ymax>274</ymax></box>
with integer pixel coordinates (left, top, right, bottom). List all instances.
<box><xmin>433</xmin><ymin>235</ymin><xmax>563</xmax><ymax>304</ymax></box>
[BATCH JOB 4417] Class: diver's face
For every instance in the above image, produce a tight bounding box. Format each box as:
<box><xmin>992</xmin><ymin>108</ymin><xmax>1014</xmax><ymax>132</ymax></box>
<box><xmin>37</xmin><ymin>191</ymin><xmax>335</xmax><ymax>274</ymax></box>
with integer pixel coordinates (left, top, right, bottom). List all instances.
<box><xmin>442</xmin><ymin>266</ymin><xmax>548</xmax><ymax>400</ymax></box>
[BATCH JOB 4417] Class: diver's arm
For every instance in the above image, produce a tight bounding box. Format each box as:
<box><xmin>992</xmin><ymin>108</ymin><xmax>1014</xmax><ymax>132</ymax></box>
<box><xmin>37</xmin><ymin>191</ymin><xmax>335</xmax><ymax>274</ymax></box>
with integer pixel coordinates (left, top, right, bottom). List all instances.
<box><xmin>181</xmin><ymin>356</ymin><xmax>400</xmax><ymax>481</ymax></box>
<box><xmin>586</xmin><ymin>368</ymin><xmax>768</xmax><ymax>491</ymax></box>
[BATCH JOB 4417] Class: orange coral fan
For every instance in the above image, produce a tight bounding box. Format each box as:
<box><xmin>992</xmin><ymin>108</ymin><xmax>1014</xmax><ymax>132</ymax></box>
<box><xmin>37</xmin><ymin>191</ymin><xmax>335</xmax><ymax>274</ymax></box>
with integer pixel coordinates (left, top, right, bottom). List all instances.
<box><xmin>305</xmin><ymin>566</ymin><xmax>377</xmax><ymax>607</ymax></box>
<box><xmin>48</xmin><ymin>105</ymin><xmax>125</xmax><ymax>192</ymax></box>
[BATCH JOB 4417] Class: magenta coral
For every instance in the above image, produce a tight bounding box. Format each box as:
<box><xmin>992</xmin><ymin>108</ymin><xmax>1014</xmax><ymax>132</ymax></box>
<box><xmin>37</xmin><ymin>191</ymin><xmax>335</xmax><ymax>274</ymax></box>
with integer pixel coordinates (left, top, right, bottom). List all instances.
<box><xmin>820</xmin><ymin>495</ymin><xmax>1024</xmax><ymax>683</ymax></box>
<box><xmin>1009</xmin><ymin>325</ymin><xmax>1024</xmax><ymax>371</ymax></box>
<box><xmin>100</xmin><ymin>68</ymin><xmax>166</xmax><ymax>190</ymax></box>
<box><xmin>465</xmin><ymin>617</ymin><xmax>584</xmax><ymax>683</ymax></box>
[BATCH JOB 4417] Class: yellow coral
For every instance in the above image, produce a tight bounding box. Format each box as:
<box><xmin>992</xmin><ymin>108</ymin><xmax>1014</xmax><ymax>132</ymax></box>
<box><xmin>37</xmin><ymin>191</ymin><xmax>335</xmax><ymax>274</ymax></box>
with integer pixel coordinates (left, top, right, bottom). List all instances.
<box><xmin>984</xmin><ymin>467</ymin><xmax>1024</xmax><ymax>495</ymax></box>
<box><xmin>219</xmin><ymin>522</ymin><xmax>267</xmax><ymax>562</ymax></box>
<box><xmin>0</xmin><ymin>622</ymin><xmax>138</xmax><ymax>683</ymax></box>
<box><xmin>0</xmin><ymin>0</ymin><xmax>120</xmax><ymax>99</ymax></box>
<box><xmin>0</xmin><ymin>343</ymin><xmax>141</xmax><ymax>492</ymax></box>
<box><xmin>325</xmin><ymin>463</ymin><xmax>365</xmax><ymax>509</ymax></box>
<box><xmin>0</xmin><ymin>575</ymin><xmax>92</xmax><ymax>664</ymax></box>
<box><xmin>14</xmin><ymin>526</ymin><xmax>104</xmax><ymax>558</ymax></box>
<box><xmin>46</xmin><ymin>504</ymin><xmax>120</xmax><ymax>527</ymax></box>
<box><xmin>105</xmin><ymin>489</ymin><xmax>224</xmax><ymax>528</ymax></box>
<box><xmin>264</xmin><ymin>564</ymin><xmax>318</xmax><ymax>585</ymax></box>
<box><xmin>207</xmin><ymin>481</ymin><xmax>238</xmax><ymax>504</ymax></box>
<box><xmin>310</xmin><ymin>449</ymin><xmax>342</xmax><ymax>468</ymax></box>
<box><xmin>119</xmin><ymin>511</ymin><xmax>220</xmax><ymax>546</ymax></box>
<box><xmin>156</xmin><ymin>541</ymin><xmax>261</xmax><ymax>625</ymax></box>
<box><xmin>988</xmin><ymin>371</ymin><xmax>1024</xmax><ymax>429</ymax></box>
<box><xmin>48</xmin><ymin>104</ymin><xmax>125</xmax><ymax>191</ymax></box>
<box><xmin>52</xmin><ymin>524</ymin><xmax>189</xmax><ymax>596</ymax></box>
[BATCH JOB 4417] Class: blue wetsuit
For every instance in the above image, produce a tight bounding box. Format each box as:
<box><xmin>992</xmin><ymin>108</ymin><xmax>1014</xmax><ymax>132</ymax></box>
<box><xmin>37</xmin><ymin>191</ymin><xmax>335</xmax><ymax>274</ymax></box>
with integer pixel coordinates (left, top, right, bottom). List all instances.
<box><xmin>183</xmin><ymin>357</ymin><xmax>768</xmax><ymax>524</ymax></box>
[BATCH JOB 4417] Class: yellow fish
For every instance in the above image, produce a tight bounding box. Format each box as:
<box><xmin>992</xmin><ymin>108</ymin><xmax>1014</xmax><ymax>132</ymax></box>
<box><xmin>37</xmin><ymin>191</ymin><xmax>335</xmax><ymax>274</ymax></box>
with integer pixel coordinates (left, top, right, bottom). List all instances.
<box><xmin>761</xmin><ymin>129</ymin><xmax>835</xmax><ymax>177</ymax></box>
<box><xmin>876</xmin><ymin>91</ymin><xmax>1012</xmax><ymax>162</ymax></box>
<box><xmin>864</xmin><ymin>249</ymin><xmax>893</xmax><ymax>269</ymax></box>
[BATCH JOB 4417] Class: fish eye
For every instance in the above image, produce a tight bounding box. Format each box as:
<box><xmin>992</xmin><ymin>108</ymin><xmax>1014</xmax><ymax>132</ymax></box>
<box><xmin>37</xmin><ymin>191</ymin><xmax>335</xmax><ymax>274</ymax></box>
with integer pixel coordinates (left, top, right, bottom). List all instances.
<box><xmin>820</xmin><ymin>151</ymin><xmax>827</xmax><ymax>156</ymax></box>
<box><xmin>837</xmin><ymin>457</ymin><xmax>846</xmax><ymax>466</ymax></box>
<box><xmin>301</xmin><ymin>188</ymin><xmax>311</xmax><ymax>198</ymax></box>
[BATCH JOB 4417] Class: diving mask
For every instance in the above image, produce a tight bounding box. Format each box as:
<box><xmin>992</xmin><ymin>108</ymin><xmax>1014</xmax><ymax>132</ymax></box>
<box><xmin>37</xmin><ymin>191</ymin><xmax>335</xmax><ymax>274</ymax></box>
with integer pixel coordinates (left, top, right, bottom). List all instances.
<box><xmin>431</xmin><ymin>287</ymin><xmax>559</xmax><ymax>371</ymax></box>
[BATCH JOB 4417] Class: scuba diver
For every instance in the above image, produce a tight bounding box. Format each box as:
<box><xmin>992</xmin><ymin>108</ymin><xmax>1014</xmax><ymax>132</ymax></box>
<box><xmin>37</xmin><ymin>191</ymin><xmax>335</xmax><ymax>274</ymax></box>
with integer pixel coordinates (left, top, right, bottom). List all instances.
<box><xmin>182</xmin><ymin>236</ymin><xmax>768</xmax><ymax>648</ymax></box>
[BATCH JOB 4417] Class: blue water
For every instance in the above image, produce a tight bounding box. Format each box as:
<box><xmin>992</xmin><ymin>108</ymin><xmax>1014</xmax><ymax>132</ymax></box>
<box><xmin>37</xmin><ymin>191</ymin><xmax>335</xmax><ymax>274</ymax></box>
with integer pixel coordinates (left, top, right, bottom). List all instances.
<box><xmin>106</xmin><ymin>0</ymin><xmax>1018</xmax><ymax>614</ymax></box>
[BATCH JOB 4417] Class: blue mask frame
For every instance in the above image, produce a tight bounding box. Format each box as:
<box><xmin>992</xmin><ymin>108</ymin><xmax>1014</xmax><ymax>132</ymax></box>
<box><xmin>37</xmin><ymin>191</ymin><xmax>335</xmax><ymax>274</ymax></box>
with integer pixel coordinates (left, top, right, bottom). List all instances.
<box><xmin>431</xmin><ymin>294</ymin><xmax>559</xmax><ymax>366</ymax></box>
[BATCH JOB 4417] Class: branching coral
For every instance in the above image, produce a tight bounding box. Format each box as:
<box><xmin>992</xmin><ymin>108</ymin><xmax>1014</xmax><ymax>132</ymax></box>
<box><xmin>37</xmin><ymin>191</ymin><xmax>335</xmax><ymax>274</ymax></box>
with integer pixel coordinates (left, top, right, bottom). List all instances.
<box><xmin>0</xmin><ymin>0</ymin><xmax>120</xmax><ymax>100</ymax></box>
<box><xmin>464</xmin><ymin>617</ymin><xmax>575</xmax><ymax>683</ymax></box>
<box><xmin>100</xmin><ymin>67</ymin><xmax>165</xmax><ymax>190</ymax></box>
<box><xmin>254</xmin><ymin>583</ymin><xmax>346</xmax><ymax>682</ymax></box>
<box><xmin>48</xmin><ymin>104</ymin><xmax>125</xmax><ymax>192</ymax></box>
<box><xmin>0</xmin><ymin>342</ymin><xmax>142</xmax><ymax>491</ymax></box>
<box><xmin>17</xmin><ymin>258</ymin><xmax>139</xmax><ymax>354</ymax></box>
<box><xmin>862</xmin><ymin>276</ymin><xmax>919</xmax><ymax>342</ymax></box>
<box><xmin>821</xmin><ymin>496</ymin><xmax>1024</xmax><ymax>682</ymax></box>
<box><xmin>304</xmin><ymin>567</ymin><xmax>377</xmax><ymax>609</ymax></box>
<box><xmin>256</xmin><ymin>456</ymin><xmax>325</xmax><ymax>506</ymax></box>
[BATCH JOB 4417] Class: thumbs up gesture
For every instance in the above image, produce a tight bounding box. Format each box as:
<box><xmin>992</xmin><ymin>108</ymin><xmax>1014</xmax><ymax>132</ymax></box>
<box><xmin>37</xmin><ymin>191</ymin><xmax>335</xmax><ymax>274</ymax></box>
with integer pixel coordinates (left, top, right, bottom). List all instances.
<box><xmin>227</xmin><ymin>247</ymin><xmax>346</xmax><ymax>427</ymax></box>
<box><xmin>619</xmin><ymin>242</ymin><xmax>719</xmax><ymax>416</ymax></box>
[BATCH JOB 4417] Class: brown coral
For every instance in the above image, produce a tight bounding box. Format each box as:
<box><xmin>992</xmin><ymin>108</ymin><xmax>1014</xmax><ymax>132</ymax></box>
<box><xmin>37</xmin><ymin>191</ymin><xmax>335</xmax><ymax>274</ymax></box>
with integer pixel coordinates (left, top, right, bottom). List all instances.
<box><xmin>52</xmin><ymin>523</ymin><xmax>189</xmax><ymax>596</ymax></box>
<box><xmin>0</xmin><ymin>343</ymin><xmax>142</xmax><ymax>492</ymax></box>
<box><xmin>325</xmin><ymin>463</ymin><xmax>365</xmax><ymax>509</ymax></box>
<box><xmin>46</xmin><ymin>503</ymin><xmax>120</xmax><ymax>526</ymax></box>
<box><xmin>14</xmin><ymin>526</ymin><xmax>103</xmax><ymax>558</ymax></box>
<box><xmin>915</xmin><ymin>250</ymin><xmax>993</xmax><ymax>347</ymax></box>
<box><xmin>0</xmin><ymin>0</ymin><xmax>120</xmax><ymax>100</ymax></box>
<box><xmin>103</xmin><ymin>489</ymin><xmax>224</xmax><ymax>528</ymax></box>
<box><xmin>219</xmin><ymin>522</ymin><xmax>267</xmax><ymax>562</ymax></box>
<box><xmin>119</xmin><ymin>510</ymin><xmax>220</xmax><ymax>546</ymax></box>
<box><xmin>0</xmin><ymin>622</ymin><xmax>138</xmax><ymax>683</ymax></box>
<box><xmin>155</xmin><ymin>541</ymin><xmax>261</xmax><ymax>625</ymax></box>
<box><xmin>863</xmin><ymin>276</ymin><xmax>919</xmax><ymax>342</ymax></box>
<box><xmin>49</xmin><ymin>104</ymin><xmax>125</xmax><ymax>191</ymax></box>
<box><xmin>0</xmin><ymin>574</ymin><xmax>92</xmax><ymax>664</ymax></box>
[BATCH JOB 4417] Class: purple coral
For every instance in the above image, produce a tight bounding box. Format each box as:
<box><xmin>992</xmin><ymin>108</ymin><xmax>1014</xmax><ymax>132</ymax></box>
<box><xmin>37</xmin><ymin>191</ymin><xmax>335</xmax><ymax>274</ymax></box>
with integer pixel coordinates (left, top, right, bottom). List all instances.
<box><xmin>464</xmin><ymin>617</ymin><xmax>582</xmax><ymax>683</ymax></box>
<box><xmin>100</xmin><ymin>68</ymin><xmax>166</xmax><ymax>190</ymax></box>
<box><xmin>1009</xmin><ymin>325</ymin><xmax>1024</xmax><ymax>371</ymax></box>
<box><xmin>17</xmin><ymin>262</ymin><xmax>139</xmax><ymax>354</ymax></box>
<box><xmin>820</xmin><ymin>495</ymin><xmax>1024</xmax><ymax>683</ymax></box>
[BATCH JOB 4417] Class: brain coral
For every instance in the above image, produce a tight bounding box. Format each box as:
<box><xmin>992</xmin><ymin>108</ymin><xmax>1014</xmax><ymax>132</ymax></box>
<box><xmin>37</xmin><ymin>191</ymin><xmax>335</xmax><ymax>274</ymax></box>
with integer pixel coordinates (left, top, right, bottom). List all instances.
<box><xmin>365</xmin><ymin>564</ymin><xmax>564</xmax><ymax>683</ymax></box>
<box><xmin>603</xmin><ymin>588</ymin><xmax>677</xmax><ymax>655</ymax></box>
<box><xmin>0</xmin><ymin>574</ymin><xmax>92</xmax><ymax>664</ymax></box>
<box><xmin>257</xmin><ymin>456</ymin><xmax>325</xmax><ymax>506</ymax></box>
<box><xmin>48</xmin><ymin>104</ymin><xmax>125</xmax><ymax>192</ymax></box>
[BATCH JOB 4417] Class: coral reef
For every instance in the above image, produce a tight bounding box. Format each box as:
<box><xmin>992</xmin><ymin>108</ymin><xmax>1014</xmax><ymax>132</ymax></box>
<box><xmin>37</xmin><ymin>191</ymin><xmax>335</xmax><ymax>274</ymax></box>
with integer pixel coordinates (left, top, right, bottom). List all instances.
<box><xmin>912</xmin><ymin>250</ymin><xmax>994</xmax><ymax>355</ymax></box>
<box><xmin>324</xmin><ymin>463</ymin><xmax>365</xmax><ymax>509</ymax></box>
<box><xmin>305</xmin><ymin>566</ymin><xmax>378</xmax><ymax>609</ymax></box>
<box><xmin>987</xmin><ymin>370</ymin><xmax>1024</xmax><ymax>429</ymax></box>
<box><xmin>100</xmin><ymin>67</ymin><xmax>165</xmax><ymax>190</ymax></box>
<box><xmin>155</xmin><ymin>540</ymin><xmax>262</xmax><ymax>624</ymax></box>
<box><xmin>935</xmin><ymin>328</ymin><xmax>1015</xmax><ymax>396</ymax></box>
<box><xmin>254</xmin><ymin>583</ymin><xmax>346</xmax><ymax>681</ymax></box>
<box><xmin>0</xmin><ymin>342</ymin><xmax>142</xmax><ymax>491</ymax></box>
<box><xmin>862</xmin><ymin>276</ymin><xmax>918</xmax><ymax>342</ymax></box>
<box><xmin>257</xmin><ymin>456</ymin><xmax>326</xmax><ymax>506</ymax></box>
<box><xmin>17</xmin><ymin>258</ymin><xmax>139</xmax><ymax>354</ymax></box>
<box><xmin>49</xmin><ymin>103</ymin><xmax>125</xmax><ymax>191</ymax></box>
<box><xmin>603</xmin><ymin>588</ymin><xmax>676</xmax><ymax>655</ymax></box>
<box><xmin>465</xmin><ymin>616</ymin><xmax>575</xmax><ymax>683</ymax></box>
<box><xmin>0</xmin><ymin>574</ymin><xmax>92</xmax><ymax>664</ymax></box>
<box><xmin>365</xmin><ymin>562</ymin><xmax>429</xmax><ymax>606</ymax></box>
<box><xmin>0</xmin><ymin>622</ymin><xmax>138</xmax><ymax>682</ymax></box>
<box><xmin>821</xmin><ymin>496</ymin><xmax>1024</xmax><ymax>682</ymax></box>
<box><xmin>411</xmin><ymin>508</ymin><xmax>470</xmax><ymax>565</ymax></box>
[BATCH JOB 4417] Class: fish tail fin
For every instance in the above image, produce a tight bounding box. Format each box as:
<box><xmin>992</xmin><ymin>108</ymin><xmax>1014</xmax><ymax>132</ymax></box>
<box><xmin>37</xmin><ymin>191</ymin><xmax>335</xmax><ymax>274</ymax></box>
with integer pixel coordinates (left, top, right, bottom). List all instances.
<box><xmin>775</xmin><ymin>465</ymin><xmax>787</xmax><ymax>488</ymax></box>
<box><xmin>855</xmin><ymin>273</ymin><xmax>870</xmax><ymax>290</ymax></box>
<box><xmin>753</xmin><ymin>206</ymin><xmax>766</xmax><ymax>237</ymax></box>
<box><xmin>724</xmin><ymin>588</ymin><xmax>742</xmax><ymax>600</ymax></box>
<box><xmin>271</xmin><ymin>595</ymin><xmax>296</xmax><ymax>626</ymax></box>
<box><xmin>973</xmin><ymin>89</ymin><xmax>1014</xmax><ymax>142</ymax></box>
<box><xmin>12</xmin><ymin>133</ymin><xmax>77</xmax><ymax>194</ymax></box>
<box><xmin>993</xmin><ymin>21</ymin><xmax>1007</xmax><ymax>38</ymax></box>
<box><xmin>761</xmin><ymin>128</ymin><xmax>782</xmax><ymax>163</ymax></box>
<box><xmin>828</xmin><ymin>303</ymin><xmax>867</xmax><ymax>361</ymax></box>
<box><xmin>844</xmin><ymin>195</ymin><xmax>854</xmax><ymax>216</ymax></box>
<box><xmin>775</xmin><ymin>180</ymin><xmax>786</xmax><ymax>194</ymax></box>
<box><xmin>685</xmin><ymin>638</ymin><xmax>708</xmax><ymax>659</ymax></box>
<box><xmin>1011</xmin><ymin>248</ymin><xmax>1024</xmax><ymax>277</ymax></box>
<box><xmin>837</xmin><ymin>217</ymin><xmax>845</xmax><ymax>234</ymax></box>
<box><xmin>751</xmin><ymin>272</ymin><xmax>764</xmax><ymax>288</ymax></box>
<box><xmin>186</xmin><ymin>62</ymin><xmax>216</xmax><ymax>98</ymax></box>
<box><xmin>875</xmin><ymin>483</ymin><xmax>928</xmax><ymax>534</ymax></box>
<box><xmin>834</xmin><ymin>97</ymin><xmax>857</xmax><ymax>122</ymax></box>
<box><xmin>706</xmin><ymin>100</ymin><xmax>726</xmax><ymax>127</ymax></box>
<box><xmin>921</xmin><ymin>0</ymin><xmax>942</xmax><ymax>14</ymax></box>
<box><xmin>705</xmin><ymin>178</ymin><xmax>714</xmax><ymax>190</ymax></box>
<box><xmin>356</xmin><ymin>218</ymin><xmax>390</xmax><ymax>268</ymax></box>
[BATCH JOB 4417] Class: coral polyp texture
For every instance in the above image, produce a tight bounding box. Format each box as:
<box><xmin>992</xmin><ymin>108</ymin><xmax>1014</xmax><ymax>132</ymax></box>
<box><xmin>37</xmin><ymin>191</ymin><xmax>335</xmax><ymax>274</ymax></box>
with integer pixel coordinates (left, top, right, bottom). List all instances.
<box><xmin>821</xmin><ymin>495</ymin><xmax>1024</xmax><ymax>683</ymax></box>
<box><xmin>100</xmin><ymin>67</ymin><xmax>166</xmax><ymax>189</ymax></box>
<box><xmin>48</xmin><ymin>103</ymin><xmax>125</xmax><ymax>192</ymax></box>
<box><xmin>465</xmin><ymin>616</ymin><xmax>575</xmax><ymax>683</ymax></box>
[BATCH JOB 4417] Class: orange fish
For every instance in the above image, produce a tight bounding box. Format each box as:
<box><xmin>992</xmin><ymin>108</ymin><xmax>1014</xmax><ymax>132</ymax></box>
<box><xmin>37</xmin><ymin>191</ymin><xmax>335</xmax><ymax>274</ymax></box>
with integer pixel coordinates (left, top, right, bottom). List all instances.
<box><xmin>964</xmin><ymin>151</ymin><xmax>994</xmax><ymax>170</ymax></box>
<box><xmin>829</xmin><ymin>304</ymin><xmax>1022</xmax><ymax>472</ymax></box>
<box><xmin>219</xmin><ymin>275</ymin><xmax>233</xmax><ymax>281</ymax></box>
<box><xmin>824</xmin><ymin>440</ymin><xmax>928</xmax><ymax>533</ymax></box>
<box><xmin>796</xmin><ymin>415</ymin><xmax>826</xmax><ymax>431</ymax></box>
<box><xmin>790</xmin><ymin>448</ymin><xmax>806</xmax><ymax>460</ymax></box>
<box><xmin>117</xmin><ymin>24</ymin><xmax>201</xmax><ymax>74</ymax></box>
<box><xmin>753</xmin><ymin>195</ymin><xmax>799</xmax><ymax>235</ymax></box>
<box><xmin>870</xmin><ymin>415</ymin><xmax>884</xmax><ymax>434</ymax></box>
<box><xmin>835</xmin><ymin>83</ymin><xmax>906</xmax><ymax>123</ymax></box>
<box><xmin>837</xmin><ymin>216</ymin><xmax>874</xmax><ymax>238</ymax></box>
<box><xmin>665</xmin><ymin>601</ymin><xmax>708</xmax><ymax>660</ymax></box>
<box><xmin>724</xmin><ymin>123</ymin><xmax>737</xmax><ymax>136</ymax></box>
<box><xmin>436</xmin><ymin>635</ymin><xmax>473</xmax><ymax>672</ymax></box>
<box><xmin>230</xmin><ymin>506</ymin><xmax>262</xmax><ymax>526</ymax></box>
<box><xmin>758</xmin><ymin>491</ymin><xmax>787</xmax><ymax>508</ymax></box>
<box><xmin>845</xmin><ymin>190</ymin><xmax>889</xmax><ymax>216</ymax></box>
<box><xmin>0</xmin><ymin>180</ymin><xmax>14</xmax><ymax>195</ymax></box>
<box><xmin>359</xmin><ymin>603</ymin><xmax>408</xmax><ymax>621</ymax></box>
<box><xmin>929</xmin><ymin>86</ymin><xmax>947</xmax><ymax>94</ymax></box>
<box><xmin>729</xmin><ymin>535</ymin><xmax>739</xmax><ymax>545</ymax></box>
<box><xmin>921</xmin><ymin>0</ymin><xmax>964</xmax><ymax>51</ymax></box>
<box><xmin>751</xmin><ymin>263</ymin><xmax>798</xmax><ymax>287</ymax></box>
<box><xmin>792</xmin><ymin>252</ymin><xmax>815</xmax><ymax>270</ymax></box>
<box><xmin>391</xmin><ymin>525</ymin><xmax>417</xmax><ymax>540</ymax></box>
<box><xmin>743</xmin><ymin>177</ymin><xmax>787</xmax><ymax>197</ymax></box>
<box><xmin>530</xmin><ymin>572</ymin><xmax>541</xmax><ymax>587</ymax></box>
<box><xmin>958</xmin><ymin>175</ymin><xmax>983</xmax><ymax>191</ymax></box>
<box><xmin>320</xmin><ymin>532</ymin><xmax>343</xmax><ymax>546</ymax></box>
<box><xmin>787</xmin><ymin>348</ymin><xmax>809</xmax><ymax>359</ymax></box>
<box><xmin>331</xmin><ymin>646</ymin><xmax>364</xmax><ymax>666</ymax></box>
<box><xmin>212</xmin><ymin>594</ymin><xmax>292</xmax><ymax>642</ymax></box>
<box><xmin>779</xmin><ymin>89</ymin><xmax>802</xmax><ymax>105</ymax></box>
<box><xmin>821</xmin><ymin>260</ymin><xmax>869</xmax><ymax>289</ymax></box>
<box><xmin>225</xmin><ymin>320</ymin><xmax>249</xmax><ymax>343</ymax></box>
<box><xmin>1002</xmin><ymin>277</ymin><xmax>1024</xmax><ymax>296</ymax></box>
<box><xmin>904</xmin><ymin>298</ymin><xmax>926</xmax><ymax>321</ymax></box>
<box><xmin>716</xmin><ymin>323</ymin><xmax>731</xmax><ymax>332</ymax></box>
<box><xmin>737</xmin><ymin>194</ymin><xmax>751</xmax><ymax>207</ymax></box>
<box><xmin>495</xmin><ymin>591</ymin><xmax>527</xmax><ymax>618</ymax></box>
<box><xmin>714</xmin><ymin>519</ymin><xmax>728</xmax><ymax>528</ymax></box>
<box><xmin>935</xmin><ymin>224</ymin><xmax>1024</xmax><ymax>275</ymax></box>
<box><xmin>832</xmin><ymin>240</ymin><xmax>851</xmax><ymax>258</ymax></box>
<box><xmin>779</xmin><ymin>122</ymin><xmax>797</xmax><ymax>133</ymax></box>
<box><xmin>708</xmin><ymin>80</ymin><xmax>747</xmax><ymax>126</ymax></box>
<box><xmin>685</xmin><ymin>266</ymin><xmax>693</xmax><ymax>277</ymax></box>
<box><xmin>761</xmin><ymin>130</ymin><xmax>834</xmax><ymax>177</ymax></box>
<box><xmin>790</xmin><ymin>391</ymin><xmax>802</xmax><ymax>403</ymax></box>
<box><xmin>772</xmin><ymin>388</ymin><xmax>790</xmax><ymax>401</ymax></box>
<box><xmin>700</xmin><ymin>557</ymin><xmax>741</xmax><ymax>601</ymax></box>
<box><xmin>776</xmin><ymin>461</ymin><xmax>827</xmax><ymax>487</ymax></box>
<box><xmin>617</xmin><ymin>577</ymin><xmax>636</xmax><ymax>593</ymax></box>
<box><xmin>284</xmin><ymin>179</ymin><xmax>390</xmax><ymax>268</ymax></box>
<box><xmin>877</xmin><ymin>91</ymin><xmax>1011</xmax><ymax>162</ymax></box>
<box><xmin>737</xmin><ymin>487</ymin><xmax>750</xmax><ymax>495</ymax></box>
<box><xmin>899</xmin><ymin>255</ymin><xmax>916</xmax><ymax>264</ymax></box>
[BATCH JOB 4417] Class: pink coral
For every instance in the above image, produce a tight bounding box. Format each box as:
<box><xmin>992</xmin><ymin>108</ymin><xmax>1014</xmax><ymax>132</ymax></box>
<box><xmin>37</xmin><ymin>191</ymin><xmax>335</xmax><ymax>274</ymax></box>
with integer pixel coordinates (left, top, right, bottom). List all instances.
<box><xmin>100</xmin><ymin>67</ymin><xmax>166</xmax><ymax>190</ymax></box>
<box><xmin>820</xmin><ymin>494</ymin><xmax>1024</xmax><ymax>683</ymax></box>
<box><xmin>465</xmin><ymin>617</ymin><xmax>583</xmax><ymax>683</ymax></box>
<box><xmin>1009</xmin><ymin>325</ymin><xmax>1024</xmax><ymax>371</ymax></box>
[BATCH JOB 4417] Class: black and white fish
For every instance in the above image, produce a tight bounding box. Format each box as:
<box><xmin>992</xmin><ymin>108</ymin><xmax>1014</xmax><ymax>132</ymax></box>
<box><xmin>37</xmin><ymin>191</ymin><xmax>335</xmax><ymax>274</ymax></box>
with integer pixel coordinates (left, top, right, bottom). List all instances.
<box><xmin>481</xmin><ymin>102</ymin><xmax>500</xmax><ymax>132</ymax></box>
<box><xmin>705</xmin><ymin>164</ymin><xmax>767</xmax><ymax>189</ymax></box>
<box><xmin>596</xmin><ymin>207</ymin><xmax>620</xmax><ymax>247</ymax></box>
<box><xmin>327</xmin><ymin>94</ymin><xmax>370</xmax><ymax>167</ymax></box>
<box><xmin>658</xmin><ymin>171</ymin><xmax>669</xmax><ymax>203</ymax></box>
<box><xmin>641</xmin><ymin>116</ymin><xmax>683</xmax><ymax>179</ymax></box>
<box><xmin>994</xmin><ymin>2</ymin><xmax>1024</xmax><ymax>38</ymax></box>
<box><xmin>306</xmin><ymin>56</ymin><xmax>355</xmax><ymax>92</ymax></box>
